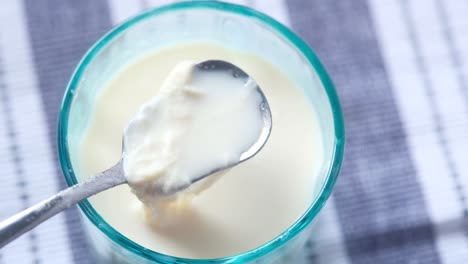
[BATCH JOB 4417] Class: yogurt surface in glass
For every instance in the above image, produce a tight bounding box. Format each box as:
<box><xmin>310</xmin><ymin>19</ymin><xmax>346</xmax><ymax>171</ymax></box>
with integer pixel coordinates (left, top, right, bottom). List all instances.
<box><xmin>79</xmin><ymin>43</ymin><xmax>323</xmax><ymax>259</ymax></box>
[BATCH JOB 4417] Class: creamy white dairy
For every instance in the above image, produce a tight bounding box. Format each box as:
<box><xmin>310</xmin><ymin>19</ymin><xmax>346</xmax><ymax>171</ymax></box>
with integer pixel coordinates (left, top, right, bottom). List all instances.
<box><xmin>80</xmin><ymin>43</ymin><xmax>323</xmax><ymax>258</ymax></box>
<box><xmin>123</xmin><ymin>60</ymin><xmax>264</xmax><ymax>221</ymax></box>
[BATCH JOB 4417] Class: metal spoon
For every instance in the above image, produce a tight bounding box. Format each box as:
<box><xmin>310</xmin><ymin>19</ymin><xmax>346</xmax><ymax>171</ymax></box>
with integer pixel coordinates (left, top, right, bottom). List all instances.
<box><xmin>0</xmin><ymin>60</ymin><xmax>272</xmax><ymax>248</ymax></box>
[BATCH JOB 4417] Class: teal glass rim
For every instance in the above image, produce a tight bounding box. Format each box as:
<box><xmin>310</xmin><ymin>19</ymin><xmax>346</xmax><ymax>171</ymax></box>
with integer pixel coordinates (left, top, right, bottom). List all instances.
<box><xmin>58</xmin><ymin>1</ymin><xmax>345</xmax><ymax>263</ymax></box>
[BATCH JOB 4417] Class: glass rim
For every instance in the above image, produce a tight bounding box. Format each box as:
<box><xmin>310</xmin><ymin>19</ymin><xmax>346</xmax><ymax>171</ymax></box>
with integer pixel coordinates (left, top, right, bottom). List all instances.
<box><xmin>58</xmin><ymin>1</ymin><xmax>345</xmax><ymax>263</ymax></box>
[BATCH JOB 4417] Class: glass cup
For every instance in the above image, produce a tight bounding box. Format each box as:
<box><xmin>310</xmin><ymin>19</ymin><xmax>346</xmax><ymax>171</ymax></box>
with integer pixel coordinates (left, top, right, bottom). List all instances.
<box><xmin>58</xmin><ymin>1</ymin><xmax>345</xmax><ymax>263</ymax></box>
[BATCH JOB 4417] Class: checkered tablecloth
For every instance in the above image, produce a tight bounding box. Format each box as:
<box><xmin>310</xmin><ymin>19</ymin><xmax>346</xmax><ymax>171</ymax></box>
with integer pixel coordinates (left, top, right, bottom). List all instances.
<box><xmin>1</xmin><ymin>0</ymin><xmax>468</xmax><ymax>263</ymax></box>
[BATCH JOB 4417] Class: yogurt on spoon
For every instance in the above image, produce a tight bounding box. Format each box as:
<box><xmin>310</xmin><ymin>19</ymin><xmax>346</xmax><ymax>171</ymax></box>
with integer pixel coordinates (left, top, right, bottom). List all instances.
<box><xmin>123</xmin><ymin>60</ymin><xmax>269</xmax><ymax>224</ymax></box>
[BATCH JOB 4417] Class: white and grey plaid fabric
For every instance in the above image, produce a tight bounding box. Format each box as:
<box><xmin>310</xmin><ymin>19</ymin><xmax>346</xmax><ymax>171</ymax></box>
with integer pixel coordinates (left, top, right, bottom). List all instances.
<box><xmin>1</xmin><ymin>0</ymin><xmax>467</xmax><ymax>263</ymax></box>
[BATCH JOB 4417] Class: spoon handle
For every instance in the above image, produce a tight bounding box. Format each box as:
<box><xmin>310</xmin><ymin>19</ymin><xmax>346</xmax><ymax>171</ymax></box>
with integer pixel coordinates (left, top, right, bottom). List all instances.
<box><xmin>0</xmin><ymin>161</ymin><xmax>125</xmax><ymax>248</ymax></box>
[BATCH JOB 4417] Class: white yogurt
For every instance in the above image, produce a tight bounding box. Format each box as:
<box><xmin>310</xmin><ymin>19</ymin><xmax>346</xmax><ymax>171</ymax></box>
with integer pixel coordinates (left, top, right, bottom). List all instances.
<box><xmin>123</xmin><ymin>60</ymin><xmax>264</xmax><ymax>222</ymax></box>
<box><xmin>79</xmin><ymin>43</ymin><xmax>323</xmax><ymax>258</ymax></box>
